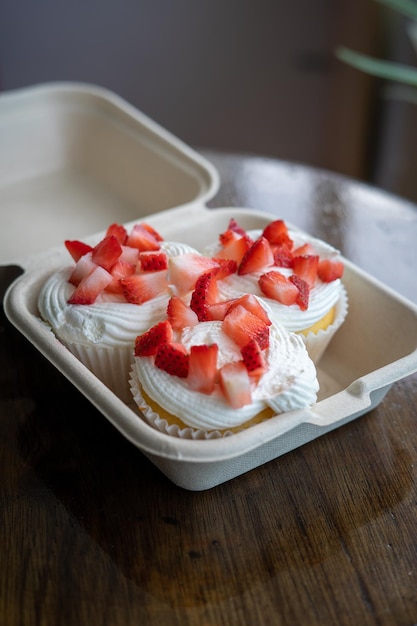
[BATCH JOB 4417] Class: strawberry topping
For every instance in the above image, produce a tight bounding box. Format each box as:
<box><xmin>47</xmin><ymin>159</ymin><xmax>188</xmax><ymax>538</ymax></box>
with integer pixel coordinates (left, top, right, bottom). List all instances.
<box><xmin>187</xmin><ymin>344</ymin><xmax>218</xmax><ymax>394</ymax></box>
<box><xmin>154</xmin><ymin>342</ymin><xmax>189</xmax><ymax>378</ymax></box>
<box><xmin>167</xmin><ymin>295</ymin><xmax>199</xmax><ymax>330</ymax></box>
<box><xmin>65</xmin><ymin>240</ymin><xmax>93</xmax><ymax>262</ymax></box>
<box><xmin>190</xmin><ymin>271</ymin><xmax>219</xmax><ymax>321</ymax></box>
<box><xmin>317</xmin><ymin>259</ymin><xmax>344</xmax><ymax>282</ymax></box>
<box><xmin>134</xmin><ymin>320</ymin><xmax>173</xmax><ymax>356</ymax></box>
<box><xmin>91</xmin><ymin>235</ymin><xmax>123</xmax><ymax>271</ymax></box>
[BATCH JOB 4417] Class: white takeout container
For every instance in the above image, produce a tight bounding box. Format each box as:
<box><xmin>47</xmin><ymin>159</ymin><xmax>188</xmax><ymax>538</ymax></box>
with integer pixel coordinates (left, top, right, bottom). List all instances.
<box><xmin>2</xmin><ymin>83</ymin><xmax>417</xmax><ymax>490</ymax></box>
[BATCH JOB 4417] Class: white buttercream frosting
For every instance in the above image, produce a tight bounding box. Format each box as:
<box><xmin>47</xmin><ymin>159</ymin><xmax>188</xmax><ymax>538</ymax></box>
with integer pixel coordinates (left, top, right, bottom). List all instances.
<box><xmin>205</xmin><ymin>229</ymin><xmax>342</xmax><ymax>332</ymax></box>
<box><xmin>37</xmin><ymin>241</ymin><xmax>198</xmax><ymax>348</ymax></box>
<box><xmin>132</xmin><ymin>320</ymin><xmax>319</xmax><ymax>431</ymax></box>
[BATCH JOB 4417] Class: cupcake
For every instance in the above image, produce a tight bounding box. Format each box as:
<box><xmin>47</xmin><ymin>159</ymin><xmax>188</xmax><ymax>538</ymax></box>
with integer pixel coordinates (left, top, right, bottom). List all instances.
<box><xmin>129</xmin><ymin>272</ymin><xmax>319</xmax><ymax>439</ymax></box>
<box><xmin>202</xmin><ymin>218</ymin><xmax>348</xmax><ymax>363</ymax></box>
<box><xmin>37</xmin><ymin>221</ymin><xmax>200</xmax><ymax>402</ymax></box>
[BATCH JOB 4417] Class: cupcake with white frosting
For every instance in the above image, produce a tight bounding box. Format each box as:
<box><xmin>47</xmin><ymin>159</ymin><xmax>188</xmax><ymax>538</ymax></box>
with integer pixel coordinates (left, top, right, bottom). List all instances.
<box><xmin>203</xmin><ymin>218</ymin><xmax>348</xmax><ymax>363</ymax></box>
<box><xmin>37</xmin><ymin>221</ymin><xmax>200</xmax><ymax>401</ymax></box>
<box><xmin>129</xmin><ymin>272</ymin><xmax>319</xmax><ymax>439</ymax></box>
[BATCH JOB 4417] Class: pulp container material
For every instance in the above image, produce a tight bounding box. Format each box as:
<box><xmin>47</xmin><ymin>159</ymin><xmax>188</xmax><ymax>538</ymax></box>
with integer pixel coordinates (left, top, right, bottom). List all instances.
<box><xmin>2</xmin><ymin>83</ymin><xmax>417</xmax><ymax>490</ymax></box>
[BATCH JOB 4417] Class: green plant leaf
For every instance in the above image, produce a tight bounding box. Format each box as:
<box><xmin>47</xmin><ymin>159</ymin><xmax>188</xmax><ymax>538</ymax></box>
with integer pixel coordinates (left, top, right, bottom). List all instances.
<box><xmin>336</xmin><ymin>47</ymin><xmax>417</xmax><ymax>87</ymax></box>
<box><xmin>375</xmin><ymin>0</ymin><xmax>417</xmax><ymax>21</ymax></box>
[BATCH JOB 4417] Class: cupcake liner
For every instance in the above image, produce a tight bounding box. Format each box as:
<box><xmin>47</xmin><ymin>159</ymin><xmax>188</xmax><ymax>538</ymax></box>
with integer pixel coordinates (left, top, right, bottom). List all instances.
<box><xmin>66</xmin><ymin>343</ymin><xmax>135</xmax><ymax>403</ymax></box>
<box><xmin>129</xmin><ymin>369</ymin><xmax>234</xmax><ymax>440</ymax></box>
<box><xmin>301</xmin><ymin>285</ymin><xmax>348</xmax><ymax>363</ymax></box>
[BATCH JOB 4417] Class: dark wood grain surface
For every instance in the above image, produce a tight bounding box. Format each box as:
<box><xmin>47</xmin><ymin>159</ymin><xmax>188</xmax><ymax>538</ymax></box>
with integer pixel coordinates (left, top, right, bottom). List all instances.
<box><xmin>1</xmin><ymin>152</ymin><xmax>416</xmax><ymax>626</ymax></box>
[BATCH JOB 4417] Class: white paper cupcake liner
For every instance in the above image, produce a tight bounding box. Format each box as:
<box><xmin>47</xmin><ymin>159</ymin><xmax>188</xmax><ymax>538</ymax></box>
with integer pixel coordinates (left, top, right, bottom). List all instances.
<box><xmin>129</xmin><ymin>370</ymin><xmax>234</xmax><ymax>440</ymax></box>
<box><xmin>66</xmin><ymin>343</ymin><xmax>135</xmax><ymax>403</ymax></box>
<box><xmin>301</xmin><ymin>285</ymin><xmax>348</xmax><ymax>363</ymax></box>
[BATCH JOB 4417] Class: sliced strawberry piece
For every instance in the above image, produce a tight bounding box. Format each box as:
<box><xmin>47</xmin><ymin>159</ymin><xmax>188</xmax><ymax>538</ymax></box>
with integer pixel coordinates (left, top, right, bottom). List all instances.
<box><xmin>238</xmin><ymin>236</ymin><xmax>274</xmax><ymax>275</ymax></box>
<box><xmin>317</xmin><ymin>258</ymin><xmax>344</xmax><ymax>282</ymax></box>
<box><xmin>141</xmin><ymin>222</ymin><xmax>164</xmax><ymax>242</ymax></box>
<box><xmin>292</xmin><ymin>254</ymin><xmax>319</xmax><ymax>288</ymax></box>
<box><xmin>187</xmin><ymin>344</ymin><xmax>219</xmax><ymax>394</ymax></box>
<box><xmin>258</xmin><ymin>271</ymin><xmax>299</xmax><ymax>306</ymax></box>
<box><xmin>219</xmin><ymin>228</ymin><xmax>240</xmax><ymax>247</ymax></box>
<box><xmin>65</xmin><ymin>240</ymin><xmax>93</xmax><ymax>262</ymax></box>
<box><xmin>293</xmin><ymin>242</ymin><xmax>315</xmax><ymax>257</ymax></box>
<box><xmin>126</xmin><ymin>224</ymin><xmax>161</xmax><ymax>251</ymax></box>
<box><xmin>119</xmin><ymin>245</ymin><xmax>140</xmax><ymax>265</ymax></box>
<box><xmin>272</xmin><ymin>245</ymin><xmax>294</xmax><ymax>268</ymax></box>
<box><xmin>227</xmin><ymin>294</ymin><xmax>272</xmax><ymax>326</ymax></box>
<box><xmin>190</xmin><ymin>271</ymin><xmax>219</xmax><ymax>321</ymax></box>
<box><xmin>168</xmin><ymin>254</ymin><xmax>219</xmax><ymax>294</ymax></box>
<box><xmin>289</xmin><ymin>274</ymin><xmax>310</xmax><ymax>310</ymax></box>
<box><xmin>219</xmin><ymin>361</ymin><xmax>252</xmax><ymax>409</ymax></box>
<box><xmin>120</xmin><ymin>271</ymin><xmax>168</xmax><ymax>304</ymax></box>
<box><xmin>212</xmin><ymin>257</ymin><xmax>238</xmax><ymax>279</ymax></box>
<box><xmin>68</xmin><ymin>265</ymin><xmax>112</xmax><ymax>305</ymax></box>
<box><xmin>222</xmin><ymin>304</ymin><xmax>270</xmax><ymax>349</ymax></box>
<box><xmin>167</xmin><ymin>295</ymin><xmax>199</xmax><ymax>330</ymax></box>
<box><xmin>105</xmin><ymin>260</ymin><xmax>136</xmax><ymax>294</ymax></box>
<box><xmin>206</xmin><ymin>300</ymin><xmax>233</xmax><ymax>321</ymax></box>
<box><xmin>134</xmin><ymin>320</ymin><xmax>173</xmax><ymax>356</ymax></box>
<box><xmin>262</xmin><ymin>219</ymin><xmax>293</xmax><ymax>249</ymax></box>
<box><xmin>216</xmin><ymin>234</ymin><xmax>252</xmax><ymax>264</ymax></box>
<box><xmin>228</xmin><ymin>217</ymin><xmax>248</xmax><ymax>237</ymax></box>
<box><xmin>155</xmin><ymin>342</ymin><xmax>189</xmax><ymax>378</ymax></box>
<box><xmin>241</xmin><ymin>339</ymin><xmax>268</xmax><ymax>378</ymax></box>
<box><xmin>68</xmin><ymin>253</ymin><xmax>97</xmax><ymax>286</ymax></box>
<box><xmin>105</xmin><ymin>223</ymin><xmax>128</xmax><ymax>245</ymax></box>
<box><xmin>139</xmin><ymin>251</ymin><xmax>168</xmax><ymax>272</ymax></box>
<box><xmin>91</xmin><ymin>235</ymin><xmax>123</xmax><ymax>271</ymax></box>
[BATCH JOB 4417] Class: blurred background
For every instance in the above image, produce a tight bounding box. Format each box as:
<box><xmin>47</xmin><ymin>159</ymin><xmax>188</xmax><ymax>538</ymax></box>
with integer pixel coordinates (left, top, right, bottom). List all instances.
<box><xmin>1</xmin><ymin>0</ymin><xmax>416</xmax><ymax>203</ymax></box>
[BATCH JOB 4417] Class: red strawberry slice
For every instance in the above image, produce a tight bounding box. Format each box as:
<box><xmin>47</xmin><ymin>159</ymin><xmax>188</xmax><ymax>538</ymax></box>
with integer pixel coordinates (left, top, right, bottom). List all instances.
<box><xmin>65</xmin><ymin>240</ymin><xmax>93</xmax><ymax>262</ymax></box>
<box><xmin>207</xmin><ymin>300</ymin><xmax>232</xmax><ymax>321</ymax></box>
<box><xmin>228</xmin><ymin>218</ymin><xmax>248</xmax><ymax>237</ymax></box>
<box><xmin>317</xmin><ymin>259</ymin><xmax>344</xmax><ymax>282</ymax></box>
<box><xmin>216</xmin><ymin>234</ymin><xmax>252</xmax><ymax>264</ymax></box>
<box><xmin>262</xmin><ymin>219</ymin><xmax>293</xmax><ymax>249</ymax></box>
<box><xmin>68</xmin><ymin>253</ymin><xmax>97</xmax><ymax>286</ymax></box>
<box><xmin>258</xmin><ymin>271</ymin><xmax>299</xmax><ymax>306</ymax></box>
<box><xmin>106</xmin><ymin>260</ymin><xmax>136</xmax><ymax>294</ymax></box>
<box><xmin>139</xmin><ymin>251</ymin><xmax>168</xmax><ymax>272</ymax></box>
<box><xmin>134</xmin><ymin>320</ymin><xmax>173</xmax><ymax>356</ymax></box>
<box><xmin>292</xmin><ymin>254</ymin><xmax>319</xmax><ymax>288</ymax></box>
<box><xmin>119</xmin><ymin>245</ymin><xmax>140</xmax><ymax>265</ymax></box>
<box><xmin>105</xmin><ymin>223</ymin><xmax>128</xmax><ymax>245</ymax></box>
<box><xmin>222</xmin><ymin>304</ymin><xmax>270</xmax><ymax>349</ymax></box>
<box><xmin>212</xmin><ymin>257</ymin><xmax>238</xmax><ymax>279</ymax></box>
<box><xmin>167</xmin><ymin>295</ymin><xmax>199</xmax><ymax>330</ymax></box>
<box><xmin>293</xmin><ymin>242</ymin><xmax>315</xmax><ymax>257</ymax></box>
<box><xmin>238</xmin><ymin>236</ymin><xmax>274</xmax><ymax>275</ymax></box>
<box><xmin>120</xmin><ymin>271</ymin><xmax>168</xmax><ymax>304</ymax></box>
<box><xmin>155</xmin><ymin>342</ymin><xmax>189</xmax><ymax>378</ymax></box>
<box><xmin>227</xmin><ymin>293</ymin><xmax>272</xmax><ymax>326</ymax></box>
<box><xmin>190</xmin><ymin>271</ymin><xmax>219</xmax><ymax>321</ymax></box>
<box><xmin>91</xmin><ymin>235</ymin><xmax>123</xmax><ymax>271</ymax></box>
<box><xmin>141</xmin><ymin>222</ymin><xmax>164</xmax><ymax>242</ymax></box>
<box><xmin>219</xmin><ymin>361</ymin><xmax>252</xmax><ymax>409</ymax></box>
<box><xmin>187</xmin><ymin>343</ymin><xmax>219</xmax><ymax>394</ymax></box>
<box><xmin>168</xmin><ymin>254</ymin><xmax>219</xmax><ymax>294</ymax></box>
<box><xmin>289</xmin><ymin>274</ymin><xmax>310</xmax><ymax>310</ymax></box>
<box><xmin>126</xmin><ymin>224</ymin><xmax>161</xmax><ymax>251</ymax></box>
<box><xmin>68</xmin><ymin>265</ymin><xmax>113</xmax><ymax>305</ymax></box>
<box><xmin>241</xmin><ymin>339</ymin><xmax>268</xmax><ymax>378</ymax></box>
<box><xmin>272</xmin><ymin>245</ymin><xmax>294</xmax><ymax>268</ymax></box>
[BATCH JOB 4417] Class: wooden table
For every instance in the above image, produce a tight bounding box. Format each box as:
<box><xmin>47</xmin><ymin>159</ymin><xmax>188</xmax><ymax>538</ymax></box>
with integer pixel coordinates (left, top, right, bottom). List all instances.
<box><xmin>1</xmin><ymin>152</ymin><xmax>416</xmax><ymax>626</ymax></box>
